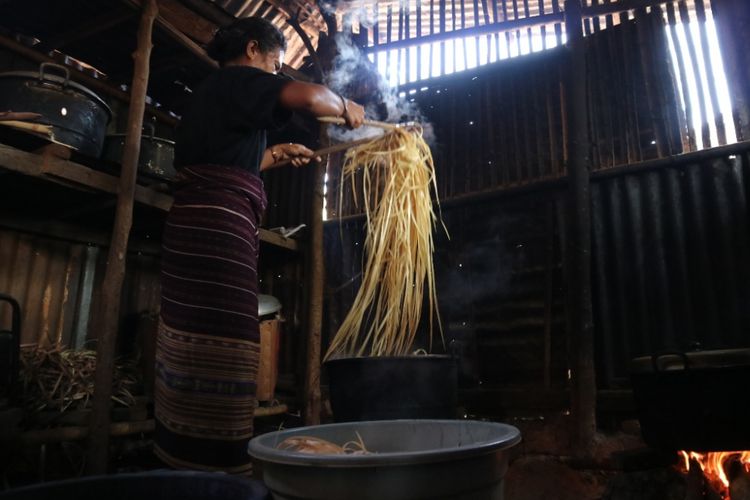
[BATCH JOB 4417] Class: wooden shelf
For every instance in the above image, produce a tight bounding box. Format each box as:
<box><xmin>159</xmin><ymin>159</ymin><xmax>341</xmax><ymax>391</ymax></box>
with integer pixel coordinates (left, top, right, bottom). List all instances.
<box><xmin>16</xmin><ymin>404</ymin><xmax>289</xmax><ymax>445</ymax></box>
<box><xmin>0</xmin><ymin>142</ymin><xmax>300</xmax><ymax>251</ymax></box>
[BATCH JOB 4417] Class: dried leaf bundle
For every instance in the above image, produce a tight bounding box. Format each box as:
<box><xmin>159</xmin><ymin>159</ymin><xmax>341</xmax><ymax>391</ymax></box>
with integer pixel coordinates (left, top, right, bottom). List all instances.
<box><xmin>19</xmin><ymin>344</ymin><xmax>139</xmax><ymax>414</ymax></box>
<box><xmin>325</xmin><ymin>126</ymin><xmax>445</xmax><ymax>359</ymax></box>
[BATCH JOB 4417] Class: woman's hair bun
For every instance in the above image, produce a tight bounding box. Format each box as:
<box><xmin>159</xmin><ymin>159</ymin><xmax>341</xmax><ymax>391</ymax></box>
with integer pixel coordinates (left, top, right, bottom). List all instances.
<box><xmin>205</xmin><ymin>17</ymin><xmax>287</xmax><ymax>66</ymax></box>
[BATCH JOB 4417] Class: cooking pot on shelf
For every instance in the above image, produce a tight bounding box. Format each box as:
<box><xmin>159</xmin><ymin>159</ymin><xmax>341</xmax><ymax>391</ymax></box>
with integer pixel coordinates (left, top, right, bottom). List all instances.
<box><xmin>630</xmin><ymin>347</ymin><xmax>750</xmax><ymax>451</ymax></box>
<box><xmin>0</xmin><ymin>63</ymin><xmax>111</xmax><ymax>157</ymax></box>
<box><xmin>102</xmin><ymin>123</ymin><xmax>176</xmax><ymax>182</ymax></box>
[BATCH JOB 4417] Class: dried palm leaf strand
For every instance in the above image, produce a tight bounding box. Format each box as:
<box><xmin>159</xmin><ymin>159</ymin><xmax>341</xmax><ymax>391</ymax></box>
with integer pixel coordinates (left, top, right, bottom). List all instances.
<box><xmin>325</xmin><ymin>126</ymin><xmax>445</xmax><ymax>359</ymax></box>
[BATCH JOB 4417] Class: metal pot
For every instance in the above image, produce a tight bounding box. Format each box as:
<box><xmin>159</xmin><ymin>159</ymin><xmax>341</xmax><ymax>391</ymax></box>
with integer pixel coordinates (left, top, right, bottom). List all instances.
<box><xmin>325</xmin><ymin>355</ymin><xmax>458</xmax><ymax>422</ymax></box>
<box><xmin>258</xmin><ymin>294</ymin><xmax>282</xmax><ymax>318</ymax></box>
<box><xmin>102</xmin><ymin>123</ymin><xmax>176</xmax><ymax>182</ymax></box>
<box><xmin>631</xmin><ymin>348</ymin><xmax>750</xmax><ymax>451</ymax></box>
<box><xmin>0</xmin><ymin>63</ymin><xmax>112</xmax><ymax>157</ymax></box>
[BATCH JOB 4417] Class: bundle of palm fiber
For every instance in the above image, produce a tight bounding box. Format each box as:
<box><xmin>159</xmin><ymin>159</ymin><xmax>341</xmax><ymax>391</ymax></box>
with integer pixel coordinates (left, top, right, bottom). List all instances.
<box><xmin>18</xmin><ymin>344</ymin><xmax>139</xmax><ymax>414</ymax></box>
<box><xmin>325</xmin><ymin>126</ymin><xmax>446</xmax><ymax>359</ymax></box>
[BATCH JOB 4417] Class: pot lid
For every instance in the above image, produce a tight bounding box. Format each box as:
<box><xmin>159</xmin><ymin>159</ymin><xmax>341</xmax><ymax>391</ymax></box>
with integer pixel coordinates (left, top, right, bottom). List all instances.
<box><xmin>0</xmin><ymin>69</ymin><xmax>112</xmax><ymax>117</ymax></box>
<box><xmin>631</xmin><ymin>348</ymin><xmax>750</xmax><ymax>372</ymax></box>
<box><xmin>259</xmin><ymin>294</ymin><xmax>281</xmax><ymax>316</ymax></box>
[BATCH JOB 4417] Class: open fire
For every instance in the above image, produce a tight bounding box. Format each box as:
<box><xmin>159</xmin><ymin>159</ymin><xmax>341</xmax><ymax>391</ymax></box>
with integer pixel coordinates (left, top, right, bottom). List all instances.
<box><xmin>679</xmin><ymin>451</ymin><xmax>750</xmax><ymax>499</ymax></box>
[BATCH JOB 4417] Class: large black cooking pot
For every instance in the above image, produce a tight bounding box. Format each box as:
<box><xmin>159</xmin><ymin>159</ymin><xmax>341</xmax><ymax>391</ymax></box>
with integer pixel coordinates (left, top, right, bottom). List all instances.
<box><xmin>102</xmin><ymin>124</ymin><xmax>176</xmax><ymax>182</ymax></box>
<box><xmin>631</xmin><ymin>348</ymin><xmax>750</xmax><ymax>451</ymax></box>
<box><xmin>325</xmin><ymin>355</ymin><xmax>458</xmax><ymax>422</ymax></box>
<box><xmin>0</xmin><ymin>63</ymin><xmax>112</xmax><ymax>157</ymax></box>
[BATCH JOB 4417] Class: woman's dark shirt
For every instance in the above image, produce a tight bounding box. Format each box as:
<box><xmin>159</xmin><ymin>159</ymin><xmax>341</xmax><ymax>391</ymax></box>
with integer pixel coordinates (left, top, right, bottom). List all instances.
<box><xmin>174</xmin><ymin>66</ymin><xmax>292</xmax><ymax>174</ymax></box>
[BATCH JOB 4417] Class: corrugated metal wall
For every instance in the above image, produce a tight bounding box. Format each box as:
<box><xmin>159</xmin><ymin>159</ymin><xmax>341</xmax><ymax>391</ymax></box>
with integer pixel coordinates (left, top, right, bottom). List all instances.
<box><xmin>0</xmin><ymin>228</ymin><xmax>160</xmax><ymax>348</ymax></box>
<box><xmin>592</xmin><ymin>147</ymin><xmax>750</xmax><ymax>388</ymax></box>
<box><xmin>328</xmin><ymin>10</ymin><xmax>681</xmax><ymax>218</ymax></box>
<box><xmin>323</xmin><ymin>10</ymin><xmax>750</xmax><ymax>413</ymax></box>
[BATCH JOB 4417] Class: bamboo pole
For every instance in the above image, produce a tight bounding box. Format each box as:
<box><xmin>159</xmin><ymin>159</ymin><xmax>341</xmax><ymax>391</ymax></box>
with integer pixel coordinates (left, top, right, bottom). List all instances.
<box><xmin>563</xmin><ymin>0</ymin><xmax>596</xmax><ymax>457</ymax></box>
<box><xmin>86</xmin><ymin>0</ymin><xmax>157</xmax><ymax>475</ymax></box>
<box><xmin>266</xmin><ymin>136</ymin><xmax>382</xmax><ymax>169</ymax></box>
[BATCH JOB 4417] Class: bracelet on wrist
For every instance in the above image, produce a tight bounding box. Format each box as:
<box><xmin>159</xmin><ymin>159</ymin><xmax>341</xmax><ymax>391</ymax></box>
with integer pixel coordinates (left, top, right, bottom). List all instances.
<box><xmin>338</xmin><ymin>93</ymin><xmax>348</xmax><ymax>117</ymax></box>
<box><xmin>270</xmin><ymin>148</ymin><xmax>279</xmax><ymax>161</ymax></box>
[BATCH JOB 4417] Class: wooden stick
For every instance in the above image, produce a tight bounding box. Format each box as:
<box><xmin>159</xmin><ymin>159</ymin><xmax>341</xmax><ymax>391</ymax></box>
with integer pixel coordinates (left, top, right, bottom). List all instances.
<box><xmin>87</xmin><ymin>0</ymin><xmax>157</xmax><ymax>475</ymax></box>
<box><xmin>266</xmin><ymin>136</ymin><xmax>386</xmax><ymax>170</ymax></box>
<box><xmin>317</xmin><ymin>116</ymin><xmax>401</xmax><ymax>130</ymax></box>
<box><xmin>0</xmin><ymin>112</ymin><xmax>42</xmax><ymax>121</ymax></box>
<box><xmin>0</xmin><ymin>120</ymin><xmax>53</xmax><ymax>135</ymax></box>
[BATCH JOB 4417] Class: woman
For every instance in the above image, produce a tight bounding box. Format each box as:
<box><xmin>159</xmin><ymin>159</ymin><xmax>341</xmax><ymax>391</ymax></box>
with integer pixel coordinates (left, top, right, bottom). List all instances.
<box><xmin>154</xmin><ymin>16</ymin><xmax>365</xmax><ymax>475</ymax></box>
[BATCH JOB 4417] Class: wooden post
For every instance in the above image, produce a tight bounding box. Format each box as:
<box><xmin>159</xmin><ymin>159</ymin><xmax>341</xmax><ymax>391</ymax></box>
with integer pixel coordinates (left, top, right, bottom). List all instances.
<box><xmin>563</xmin><ymin>0</ymin><xmax>596</xmax><ymax>457</ymax></box>
<box><xmin>86</xmin><ymin>0</ymin><xmax>158</xmax><ymax>474</ymax></box>
<box><xmin>303</xmin><ymin>129</ymin><xmax>329</xmax><ymax>426</ymax></box>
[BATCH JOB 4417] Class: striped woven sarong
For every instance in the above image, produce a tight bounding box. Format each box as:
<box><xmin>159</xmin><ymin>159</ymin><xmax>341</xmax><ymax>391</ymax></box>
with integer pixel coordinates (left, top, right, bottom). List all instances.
<box><xmin>154</xmin><ymin>164</ymin><xmax>267</xmax><ymax>476</ymax></box>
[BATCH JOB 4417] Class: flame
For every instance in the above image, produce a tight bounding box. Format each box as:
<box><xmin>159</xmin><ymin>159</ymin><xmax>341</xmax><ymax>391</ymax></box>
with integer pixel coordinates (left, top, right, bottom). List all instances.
<box><xmin>679</xmin><ymin>451</ymin><xmax>750</xmax><ymax>498</ymax></box>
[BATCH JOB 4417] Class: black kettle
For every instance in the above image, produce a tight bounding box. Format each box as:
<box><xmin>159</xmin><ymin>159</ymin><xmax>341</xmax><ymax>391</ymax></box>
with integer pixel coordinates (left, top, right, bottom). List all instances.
<box><xmin>0</xmin><ymin>293</ymin><xmax>21</xmax><ymax>402</ymax></box>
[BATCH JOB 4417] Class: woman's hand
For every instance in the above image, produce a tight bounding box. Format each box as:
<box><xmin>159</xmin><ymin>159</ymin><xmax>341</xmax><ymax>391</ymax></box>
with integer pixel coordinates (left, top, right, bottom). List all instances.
<box><xmin>268</xmin><ymin>143</ymin><xmax>321</xmax><ymax>168</ymax></box>
<box><xmin>342</xmin><ymin>99</ymin><xmax>365</xmax><ymax>129</ymax></box>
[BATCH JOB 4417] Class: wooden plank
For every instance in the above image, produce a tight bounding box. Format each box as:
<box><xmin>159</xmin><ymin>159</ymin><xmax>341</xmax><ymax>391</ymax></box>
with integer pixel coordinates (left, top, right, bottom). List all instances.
<box><xmin>122</xmin><ymin>0</ymin><xmax>218</xmax><ymax>69</ymax></box>
<box><xmin>417</xmin><ymin>0</ymin><xmax>422</xmax><ymax>75</ymax></box>
<box><xmin>440</xmin><ymin>0</ymin><xmax>447</xmax><ymax>75</ymax></box>
<box><xmin>512</xmin><ymin>0</ymin><xmax>522</xmax><ymax>54</ymax></box>
<box><xmin>386</xmin><ymin>5</ymin><xmax>393</xmax><ymax>83</ymax></box>
<box><xmin>374</xmin><ymin>1</ymin><xmax>380</xmax><ymax>46</ymax></box>
<box><xmin>405</xmin><ymin>2</ymin><xmax>411</xmax><ymax>83</ymax></box>
<box><xmin>474</xmin><ymin>0</ymin><xmax>482</xmax><ymax>64</ymax></box>
<box><xmin>539</xmin><ymin>0</ymin><xmax>548</xmax><ymax>49</ymax></box>
<box><xmin>666</xmin><ymin>1</ymin><xmax>696</xmax><ymax>152</ymax></box>
<box><xmin>634</xmin><ymin>9</ymin><xmax>667</xmax><ymax>158</ymax></box>
<box><xmin>460</xmin><ymin>0</ymin><xmax>468</xmax><ymax>67</ymax></box>
<box><xmin>484</xmin><ymin>0</ymin><xmax>497</xmax><ymax>63</ymax></box>
<box><xmin>677</xmin><ymin>0</ymin><xmax>711</xmax><ymax>148</ymax></box>
<box><xmin>149</xmin><ymin>0</ymin><xmax>218</xmax><ymax>44</ymax></box>
<box><xmin>398</xmin><ymin>3</ymin><xmax>404</xmax><ymax>84</ymax></box>
<box><xmin>363</xmin><ymin>11</ymin><xmax>565</xmax><ymax>53</ymax></box>
<box><xmin>582</xmin><ymin>0</ymin><xmax>668</xmax><ymax>17</ymax></box>
<box><xmin>694</xmin><ymin>0</ymin><xmax>727</xmax><ymax>145</ymax></box>
<box><xmin>430</xmin><ymin>0</ymin><xmax>435</xmax><ymax>77</ymax></box>
<box><xmin>0</xmin><ymin>212</ymin><xmax>161</xmax><ymax>255</ymax></box>
<box><xmin>604</xmin><ymin>0</ymin><xmax>614</xmax><ymax>28</ymax></box>
<box><xmin>0</xmin><ymin>144</ymin><xmax>295</xmax><ymax>251</ymax></box>
<box><xmin>502</xmin><ymin>0</ymin><xmax>513</xmax><ymax>53</ymax></box>
<box><xmin>492</xmin><ymin>0</ymin><xmax>501</xmax><ymax>56</ymax></box>
<box><xmin>523</xmin><ymin>0</ymin><xmax>533</xmax><ymax>54</ymax></box>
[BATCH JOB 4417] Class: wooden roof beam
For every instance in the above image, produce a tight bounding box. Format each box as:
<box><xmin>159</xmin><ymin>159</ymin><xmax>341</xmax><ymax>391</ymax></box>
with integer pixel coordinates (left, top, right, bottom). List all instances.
<box><xmin>122</xmin><ymin>0</ymin><xmax>311</xmax><ymax>79</ymax></box>
<box><xmin>362</xmin><ymin>0</ymin><xmax>673</xmax><ymax>53</ymax></box>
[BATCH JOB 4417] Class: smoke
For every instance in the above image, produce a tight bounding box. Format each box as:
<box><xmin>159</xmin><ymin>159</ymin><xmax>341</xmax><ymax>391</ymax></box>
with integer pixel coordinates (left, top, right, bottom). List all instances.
<box><xmin>323</xmin><ymin>10</ymin><xmax>435</xmax><ymax>145</ymax></box>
